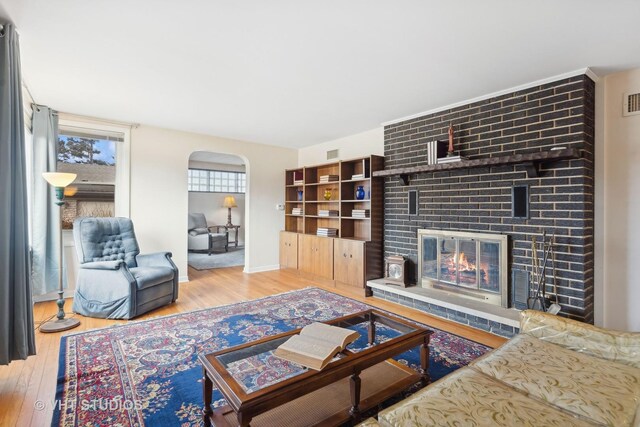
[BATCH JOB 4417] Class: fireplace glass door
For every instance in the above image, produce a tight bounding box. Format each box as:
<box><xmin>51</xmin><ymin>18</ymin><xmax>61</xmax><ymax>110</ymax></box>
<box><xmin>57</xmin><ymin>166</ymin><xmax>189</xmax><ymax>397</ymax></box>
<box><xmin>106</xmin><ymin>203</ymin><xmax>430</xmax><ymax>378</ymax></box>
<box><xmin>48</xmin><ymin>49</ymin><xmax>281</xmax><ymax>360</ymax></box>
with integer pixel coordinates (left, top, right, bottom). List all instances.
<box><xmin>479</xmin><ymin>242</ymin><xmax>500</xmax><ymax>293</ymax></box>
<box><xmin>418</xmin><ymin>229</ymin><xmax>508</xmax><ymax>307</ymax></box>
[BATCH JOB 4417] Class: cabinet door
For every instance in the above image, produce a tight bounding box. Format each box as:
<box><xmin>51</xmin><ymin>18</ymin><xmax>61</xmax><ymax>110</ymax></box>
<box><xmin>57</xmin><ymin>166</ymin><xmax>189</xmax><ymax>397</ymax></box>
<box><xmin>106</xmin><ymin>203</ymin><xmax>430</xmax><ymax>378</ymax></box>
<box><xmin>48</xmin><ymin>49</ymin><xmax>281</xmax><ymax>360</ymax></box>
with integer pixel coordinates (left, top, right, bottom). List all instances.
<box><xmin>314</xmin><ymin>236</ymin><xmax>334</xmax><ymax>280</ymax></box>
<box><xmin>279</xmin><ymin>231</ymin><xmax>298</xmax><ymax>269</ymax></box>
<box><xmin>298</xmin><ymin>234</ymin><xmax>334</xmax><ymax>279</ymax></box>
<box><xmin>334</xmin><ymin>239</ymin><xmax>364</xmax><ymax>287</ymax></box>
<box><xmin>298</xmin><ymin>234</ymin><xmax>315</xmax><ymax>275</ymax></box>
<box><xmin>333</xmin><ymin>239</ymin><xmax>351</xmax><ymax>284</ymax></box>
<box><xmin>279</xmin><ymin>231</ymin><xmax>288</xmax><ymax>268</ymax></box>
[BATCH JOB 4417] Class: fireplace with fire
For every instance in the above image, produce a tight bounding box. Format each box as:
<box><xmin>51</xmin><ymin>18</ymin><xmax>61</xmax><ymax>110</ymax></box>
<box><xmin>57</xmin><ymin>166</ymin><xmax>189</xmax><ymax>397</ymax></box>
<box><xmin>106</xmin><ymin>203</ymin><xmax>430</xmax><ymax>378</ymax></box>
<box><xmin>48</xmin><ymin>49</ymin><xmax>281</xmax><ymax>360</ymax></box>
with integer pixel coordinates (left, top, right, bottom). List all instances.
<box><xmin>418</xmin><ymin>229</ymin><xmax>508</xmax><ymax>307</ymax></box>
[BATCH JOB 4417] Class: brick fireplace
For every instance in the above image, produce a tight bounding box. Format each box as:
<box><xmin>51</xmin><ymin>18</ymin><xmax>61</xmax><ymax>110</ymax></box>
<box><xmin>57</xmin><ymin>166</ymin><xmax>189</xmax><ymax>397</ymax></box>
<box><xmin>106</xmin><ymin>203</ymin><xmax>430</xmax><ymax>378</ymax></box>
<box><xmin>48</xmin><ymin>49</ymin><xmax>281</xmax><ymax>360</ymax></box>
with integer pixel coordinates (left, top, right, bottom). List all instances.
<box><xmin>370</xmin><ymin>74</ymin><xmax>595</xmax><ymax>335</ymax></box>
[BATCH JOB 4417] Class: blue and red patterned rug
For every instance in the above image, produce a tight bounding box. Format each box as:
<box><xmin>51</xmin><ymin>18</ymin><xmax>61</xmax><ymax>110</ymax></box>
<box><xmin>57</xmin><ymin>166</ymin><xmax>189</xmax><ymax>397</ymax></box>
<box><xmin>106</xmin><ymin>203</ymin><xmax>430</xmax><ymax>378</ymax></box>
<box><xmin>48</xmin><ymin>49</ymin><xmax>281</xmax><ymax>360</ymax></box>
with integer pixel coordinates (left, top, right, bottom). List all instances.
<box><xmin>53</xmin><ymin>287</ymin><xmax>490</xmax><ymax>426</ymax></box>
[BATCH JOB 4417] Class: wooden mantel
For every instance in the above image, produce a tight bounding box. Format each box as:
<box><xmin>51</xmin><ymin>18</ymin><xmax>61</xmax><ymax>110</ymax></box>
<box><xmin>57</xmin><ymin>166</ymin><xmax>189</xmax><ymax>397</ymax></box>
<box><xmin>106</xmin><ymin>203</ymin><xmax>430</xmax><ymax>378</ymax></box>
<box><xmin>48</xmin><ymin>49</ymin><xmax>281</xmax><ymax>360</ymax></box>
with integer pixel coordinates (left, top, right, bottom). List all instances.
<box><xmin>372</xmin><ymin>148</ymin><xmax>582</xmax><ymax>184</ymax></box>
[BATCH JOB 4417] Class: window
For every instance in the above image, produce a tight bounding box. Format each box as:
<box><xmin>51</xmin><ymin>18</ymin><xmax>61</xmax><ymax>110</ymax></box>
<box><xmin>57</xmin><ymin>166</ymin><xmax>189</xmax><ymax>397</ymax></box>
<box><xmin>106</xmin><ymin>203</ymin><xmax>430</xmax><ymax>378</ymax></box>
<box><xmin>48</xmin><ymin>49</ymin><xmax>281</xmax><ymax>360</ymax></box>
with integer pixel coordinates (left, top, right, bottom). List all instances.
<box><xmin>58</xmin><ymin>118</ymin><xmax>131</xmax><ymax>220</ymax></box>
<box><xmin>57</xmin><ymin>125</ymin><xmax>125</xmax><ymax>228</ymax></box>
<box><xmin>188</xmin><ymin>169</ymin><xmax>246</xmax><ymax>193</ymax></box>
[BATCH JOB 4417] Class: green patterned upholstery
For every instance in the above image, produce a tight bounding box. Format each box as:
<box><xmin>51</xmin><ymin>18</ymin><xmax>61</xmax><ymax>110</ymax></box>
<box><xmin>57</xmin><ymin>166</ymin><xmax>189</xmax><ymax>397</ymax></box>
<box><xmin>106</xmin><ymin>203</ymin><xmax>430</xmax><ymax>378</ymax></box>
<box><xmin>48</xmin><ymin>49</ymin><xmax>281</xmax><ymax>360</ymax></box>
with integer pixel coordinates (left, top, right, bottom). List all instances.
<box><xmin>363</xmin><ymin>310</ymin><xmax>640</xmax><ymax>427</ymax></box>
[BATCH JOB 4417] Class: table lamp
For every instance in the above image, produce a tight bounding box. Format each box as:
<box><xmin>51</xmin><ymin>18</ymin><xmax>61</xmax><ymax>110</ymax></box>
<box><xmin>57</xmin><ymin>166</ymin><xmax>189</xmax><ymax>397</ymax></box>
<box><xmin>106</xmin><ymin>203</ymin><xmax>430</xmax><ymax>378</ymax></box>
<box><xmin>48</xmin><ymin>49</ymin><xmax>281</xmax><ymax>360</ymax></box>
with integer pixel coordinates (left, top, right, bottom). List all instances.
<box><xmin>40</xmin><ymin>172</ymin><xmax>81</xmax><ymax>333</ymax></box>
<box><xmin>223</xmin><ymin>195</ymin><xmax>237</xmax><ymax>227</ymax></box>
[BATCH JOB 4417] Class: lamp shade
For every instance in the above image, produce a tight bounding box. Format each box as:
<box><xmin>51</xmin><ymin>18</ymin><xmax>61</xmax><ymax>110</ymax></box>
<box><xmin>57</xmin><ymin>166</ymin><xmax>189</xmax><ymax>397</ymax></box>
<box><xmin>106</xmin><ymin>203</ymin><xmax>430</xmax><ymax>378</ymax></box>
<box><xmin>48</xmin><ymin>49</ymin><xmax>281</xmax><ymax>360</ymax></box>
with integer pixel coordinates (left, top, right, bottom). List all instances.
<box><xmin>42</xmin><ymin>172</ymin><xmax>77</xmax><ymax>188</ymax></box>
<box><xmin>223</xmin><ymin>195</ymin><xmax>237</xmax><ymax>208</ymax></box>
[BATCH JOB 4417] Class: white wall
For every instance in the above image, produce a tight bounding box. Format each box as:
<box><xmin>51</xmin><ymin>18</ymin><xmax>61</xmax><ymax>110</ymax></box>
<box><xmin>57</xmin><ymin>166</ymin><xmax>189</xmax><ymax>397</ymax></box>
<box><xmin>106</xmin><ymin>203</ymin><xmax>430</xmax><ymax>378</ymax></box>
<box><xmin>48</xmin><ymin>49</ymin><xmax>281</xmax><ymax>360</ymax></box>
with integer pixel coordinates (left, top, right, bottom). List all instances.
<box><xmin>600</xmin><ymin>68</ymin><xmax>640</xmax><ymax>331</ymax></box>
<box><xmin>188</xmin><ymin>160</ymin><xmax>246</xmax><ymax>245</ymax></box>
<box><xmin>297</xmin><ymin>127</ymin><xmax>384</xmax><ymax>166</ymax></box>
<box><xmin>129</xmin><ymin>125</ymin><xmax>297</xmax><ymax>280</ymax></box>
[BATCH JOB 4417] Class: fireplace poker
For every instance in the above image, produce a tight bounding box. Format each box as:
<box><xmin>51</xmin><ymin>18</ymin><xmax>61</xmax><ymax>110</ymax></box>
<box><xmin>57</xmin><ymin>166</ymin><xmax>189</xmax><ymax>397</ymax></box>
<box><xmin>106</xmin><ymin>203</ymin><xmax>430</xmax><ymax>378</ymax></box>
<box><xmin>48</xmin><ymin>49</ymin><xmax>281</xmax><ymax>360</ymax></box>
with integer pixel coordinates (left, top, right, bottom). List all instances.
<box><xmin>528</xmin><ymin>237</ymin><xmax>544</xmax><ymax>310</ymax></box>
<box><xmin>548</xmin><ymin>234</ymin><xmax>561</xmax><ymax>315</ymax></box>
<box><xmin>537</xmin><ymin>231</ymin><xmax>550</xmax><ymax>301</ymax></box>
<box><xmin>528</xmin><ymin>233</ymin><xmax>550</xmax><ymax>311</ymax></box>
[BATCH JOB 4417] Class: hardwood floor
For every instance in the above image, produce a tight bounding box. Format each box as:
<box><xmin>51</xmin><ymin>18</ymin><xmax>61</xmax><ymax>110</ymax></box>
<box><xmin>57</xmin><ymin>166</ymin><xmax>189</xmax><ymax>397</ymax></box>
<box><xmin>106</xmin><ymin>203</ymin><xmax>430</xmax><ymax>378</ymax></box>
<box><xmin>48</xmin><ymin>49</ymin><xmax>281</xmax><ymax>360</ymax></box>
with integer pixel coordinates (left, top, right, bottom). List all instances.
<box><xmin>0</xmin><ymin>267</ymin><xmax>506</xmax><ymax>426</ymax></box>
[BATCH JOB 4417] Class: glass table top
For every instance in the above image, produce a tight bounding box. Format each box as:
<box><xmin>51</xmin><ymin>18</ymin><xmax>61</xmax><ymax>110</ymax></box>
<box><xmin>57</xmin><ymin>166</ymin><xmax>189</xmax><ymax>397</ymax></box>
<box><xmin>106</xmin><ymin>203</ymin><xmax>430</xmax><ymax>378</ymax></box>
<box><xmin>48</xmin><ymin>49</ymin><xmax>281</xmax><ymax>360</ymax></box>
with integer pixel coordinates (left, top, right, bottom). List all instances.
<box><xmin>213</xmin><ymin>310</ymin><xmax>421</xmax><ymax>394</ymax></box>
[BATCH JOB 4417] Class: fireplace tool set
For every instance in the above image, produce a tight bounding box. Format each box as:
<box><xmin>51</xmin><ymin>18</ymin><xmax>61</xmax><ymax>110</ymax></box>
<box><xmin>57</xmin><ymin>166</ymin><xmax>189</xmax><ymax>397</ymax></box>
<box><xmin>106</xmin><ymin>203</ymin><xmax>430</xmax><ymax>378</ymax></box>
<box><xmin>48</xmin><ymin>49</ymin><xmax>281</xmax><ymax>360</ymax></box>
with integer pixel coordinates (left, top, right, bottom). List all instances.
<box><xmin>528</xmin><ymin>231</ymin><xmax>561</xmax><ymax>314</ymax></box>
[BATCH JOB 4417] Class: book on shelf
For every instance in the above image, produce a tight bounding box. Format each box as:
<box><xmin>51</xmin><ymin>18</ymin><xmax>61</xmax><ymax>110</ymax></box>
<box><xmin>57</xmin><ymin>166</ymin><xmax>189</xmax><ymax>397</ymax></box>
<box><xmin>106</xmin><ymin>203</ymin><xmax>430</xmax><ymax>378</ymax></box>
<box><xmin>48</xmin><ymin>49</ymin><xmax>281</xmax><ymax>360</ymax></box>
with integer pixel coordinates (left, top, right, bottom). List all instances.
<box><xmin>437</xmin><ymin>155</ymin><xmax>469</xmax><ymax>164</ymax></box>
<box><xmin>293</xmin><ymin>180</ymin><xmax>304</xmax><ymax>186</ymax></box>
<box><xmin>316</xmin><ymin>227</ymin><xmax>338</xmax><ymax>237</ymax></box>
<box><xmin>274</xmin><ymin>322</ymin><xmax>360</xmax><ymax>371</ymax></box>
<box><xmin>292</xmin><ymin>171</ymin><xmax>303</xmax><ymax>184</ymax></box>
<box><xmin>291</xmin><ymin>208</ymin><xmax>303</xmax><ymax>216</ymax></box>
<box><xmin>351</xmin><ymin>173</ymin><xmax>364</xmax><ymax>180</ymax></box>
<box><xmin>319</xmin><ymin>174</ymin><xmax>339</xmax><ymax>183</ymax></box>
<box><xmin>351</xmin><ymin>209</ymin><xmax>370</xmax><ymax>218</ymax></box>
<box><xmin>318</xmin><ymin>209</ymin><xmax>339</xmax><ymax>217</ymax></box>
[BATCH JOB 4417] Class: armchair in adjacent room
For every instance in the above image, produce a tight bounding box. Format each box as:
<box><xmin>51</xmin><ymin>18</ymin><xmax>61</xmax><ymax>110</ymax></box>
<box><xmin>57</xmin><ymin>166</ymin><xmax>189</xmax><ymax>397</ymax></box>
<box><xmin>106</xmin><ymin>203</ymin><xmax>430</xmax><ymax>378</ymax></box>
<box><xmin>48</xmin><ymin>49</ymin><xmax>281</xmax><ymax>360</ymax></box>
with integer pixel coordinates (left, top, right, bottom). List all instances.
<box><xmin>187</xmin><ymin>213</ymin><xmax>228</xmax><ymax>255</ymax></box>
<box><xmin>72</xmin><ymin>217</ymin><xmax>179</xmax><ymax>320</ymax></box>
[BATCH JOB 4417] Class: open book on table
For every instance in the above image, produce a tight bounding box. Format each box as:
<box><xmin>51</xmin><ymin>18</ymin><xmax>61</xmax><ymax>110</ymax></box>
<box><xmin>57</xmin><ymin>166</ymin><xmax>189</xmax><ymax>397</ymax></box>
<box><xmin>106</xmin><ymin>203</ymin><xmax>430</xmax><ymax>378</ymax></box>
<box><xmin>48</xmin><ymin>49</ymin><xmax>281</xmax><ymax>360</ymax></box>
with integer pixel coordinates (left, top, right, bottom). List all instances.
<box><xmin>274</xmin><ymin>322</ymin><xmax>360</xmax><ymax>371</ymax></box>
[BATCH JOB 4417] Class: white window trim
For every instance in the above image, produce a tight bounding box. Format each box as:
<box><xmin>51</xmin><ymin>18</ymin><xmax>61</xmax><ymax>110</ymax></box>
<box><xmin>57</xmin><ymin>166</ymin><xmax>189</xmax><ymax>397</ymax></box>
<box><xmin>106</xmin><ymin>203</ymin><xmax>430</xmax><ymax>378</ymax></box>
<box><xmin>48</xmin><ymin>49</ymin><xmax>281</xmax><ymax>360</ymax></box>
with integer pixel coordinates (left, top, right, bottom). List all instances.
<box><xmin>58</xmin><ymin>117</ymin><xmax>132</xmax><ymax>217</ymax></box>
<box><xmin>188</xmin><ymin>168</ymin><xmax>246</xmax><ymax>193</ymax></box>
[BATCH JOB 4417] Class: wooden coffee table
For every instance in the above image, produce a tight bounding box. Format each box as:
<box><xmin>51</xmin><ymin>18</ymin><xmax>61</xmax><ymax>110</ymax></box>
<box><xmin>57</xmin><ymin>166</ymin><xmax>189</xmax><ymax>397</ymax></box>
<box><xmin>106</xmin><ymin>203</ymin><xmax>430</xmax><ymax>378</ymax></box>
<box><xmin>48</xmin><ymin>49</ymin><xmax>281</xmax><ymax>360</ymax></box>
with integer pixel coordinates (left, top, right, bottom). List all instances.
<box><xmin>198</xmin><ymin>309</ymin><xmax>433</xmax><ymax>427</ymax></box>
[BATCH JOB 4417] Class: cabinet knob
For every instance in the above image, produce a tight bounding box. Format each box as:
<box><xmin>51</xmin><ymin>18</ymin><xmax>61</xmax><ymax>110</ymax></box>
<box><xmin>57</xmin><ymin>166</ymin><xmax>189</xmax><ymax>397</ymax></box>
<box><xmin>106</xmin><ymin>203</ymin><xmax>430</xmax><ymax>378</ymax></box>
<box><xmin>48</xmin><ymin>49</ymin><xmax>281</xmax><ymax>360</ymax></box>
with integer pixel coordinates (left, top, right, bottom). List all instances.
<box><xmin>343</xmin><ymin>253</ymin><xmax>347</xmax><ymax>257</ymax></box>
<box><xmin>350</xmin><ymin>254</ymin><xmax>353</xmax><ymax>258</ymax></box>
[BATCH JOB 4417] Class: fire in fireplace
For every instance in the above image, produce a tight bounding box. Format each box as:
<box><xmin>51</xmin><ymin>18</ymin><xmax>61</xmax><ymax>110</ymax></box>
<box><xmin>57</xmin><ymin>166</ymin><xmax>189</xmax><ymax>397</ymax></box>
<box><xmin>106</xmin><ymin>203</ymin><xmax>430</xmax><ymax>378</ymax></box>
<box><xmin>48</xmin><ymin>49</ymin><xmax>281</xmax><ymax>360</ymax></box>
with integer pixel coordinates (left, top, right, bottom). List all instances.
<box><xmin>418</xmin><ymin>229</ymin><xmax>508</xmax><ymax>307</ymax></box>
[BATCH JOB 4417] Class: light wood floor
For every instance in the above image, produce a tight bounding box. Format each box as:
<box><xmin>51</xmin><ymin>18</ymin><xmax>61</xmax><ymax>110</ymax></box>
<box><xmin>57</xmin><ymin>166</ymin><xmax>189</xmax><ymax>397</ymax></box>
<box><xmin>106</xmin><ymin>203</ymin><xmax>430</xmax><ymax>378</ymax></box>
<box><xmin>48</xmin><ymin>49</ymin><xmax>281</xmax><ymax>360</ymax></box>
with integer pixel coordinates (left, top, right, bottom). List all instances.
<box><xmin>0</xmin><ymin>267</ymin><xmax>506</xmax><ymax>427</ymax></box>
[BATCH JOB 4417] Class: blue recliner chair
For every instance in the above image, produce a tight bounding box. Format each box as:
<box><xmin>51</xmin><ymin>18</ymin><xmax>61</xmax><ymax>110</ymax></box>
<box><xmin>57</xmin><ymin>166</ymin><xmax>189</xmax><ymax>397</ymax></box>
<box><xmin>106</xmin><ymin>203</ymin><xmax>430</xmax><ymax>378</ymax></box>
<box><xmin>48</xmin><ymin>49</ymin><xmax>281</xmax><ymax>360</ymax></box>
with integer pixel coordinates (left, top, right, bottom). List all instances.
<box><xmin>72</xmin><ymin>217</ymin><xmax>179</xmax><ymax>319</ymax></box>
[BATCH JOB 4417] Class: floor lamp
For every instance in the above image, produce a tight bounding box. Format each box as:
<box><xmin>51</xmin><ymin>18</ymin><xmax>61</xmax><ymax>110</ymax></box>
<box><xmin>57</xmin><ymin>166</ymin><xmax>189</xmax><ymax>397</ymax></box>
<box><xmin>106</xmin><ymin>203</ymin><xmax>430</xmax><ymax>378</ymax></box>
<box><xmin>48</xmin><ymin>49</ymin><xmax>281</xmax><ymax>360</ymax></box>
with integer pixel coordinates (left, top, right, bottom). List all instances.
<box><xmin>40</xmin><ymin>172</ymin><xmax>81</xmax><ymax>333</ymax></box>
<box><xmin>223</xmin><ymin>195</ymin><xmax>237</xmax><ymax>227</ymax></box>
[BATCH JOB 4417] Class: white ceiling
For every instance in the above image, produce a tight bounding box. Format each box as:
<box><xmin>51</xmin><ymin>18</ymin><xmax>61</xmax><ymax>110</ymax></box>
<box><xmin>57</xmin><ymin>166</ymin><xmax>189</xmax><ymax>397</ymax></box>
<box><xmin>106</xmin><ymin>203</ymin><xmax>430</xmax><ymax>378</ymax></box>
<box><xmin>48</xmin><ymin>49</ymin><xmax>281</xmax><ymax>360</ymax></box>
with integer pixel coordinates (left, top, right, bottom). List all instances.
<box><xmin>1</xmin><ymin>1</ymin><xmax>639</xmax><ymax>148</ymax></box>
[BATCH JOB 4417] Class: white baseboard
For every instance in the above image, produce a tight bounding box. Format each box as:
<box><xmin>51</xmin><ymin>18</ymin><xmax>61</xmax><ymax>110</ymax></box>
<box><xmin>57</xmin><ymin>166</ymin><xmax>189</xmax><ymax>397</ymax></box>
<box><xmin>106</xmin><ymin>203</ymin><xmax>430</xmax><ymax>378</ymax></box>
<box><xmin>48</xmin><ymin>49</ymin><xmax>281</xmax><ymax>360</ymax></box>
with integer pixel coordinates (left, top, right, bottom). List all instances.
<box><xmin>243</xmin><ymin>264</ymin><xmax>280</xmax><ymax>274</ymax></box>
<box><xmin>179</xmin><ymin>275</ymin><xmax>189</xmax><ymax>283</ymax></box>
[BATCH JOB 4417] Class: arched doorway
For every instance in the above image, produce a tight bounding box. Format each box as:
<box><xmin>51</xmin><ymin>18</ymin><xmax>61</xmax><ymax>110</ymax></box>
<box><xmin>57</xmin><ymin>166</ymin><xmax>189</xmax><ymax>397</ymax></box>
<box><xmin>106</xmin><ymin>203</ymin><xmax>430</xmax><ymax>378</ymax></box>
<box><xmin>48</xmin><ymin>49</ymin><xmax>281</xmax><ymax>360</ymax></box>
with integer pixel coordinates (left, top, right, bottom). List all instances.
<box><xmin>186</xmin><ymin>151</ymin><xmax>246</xmax><ymax>271</ymax></box>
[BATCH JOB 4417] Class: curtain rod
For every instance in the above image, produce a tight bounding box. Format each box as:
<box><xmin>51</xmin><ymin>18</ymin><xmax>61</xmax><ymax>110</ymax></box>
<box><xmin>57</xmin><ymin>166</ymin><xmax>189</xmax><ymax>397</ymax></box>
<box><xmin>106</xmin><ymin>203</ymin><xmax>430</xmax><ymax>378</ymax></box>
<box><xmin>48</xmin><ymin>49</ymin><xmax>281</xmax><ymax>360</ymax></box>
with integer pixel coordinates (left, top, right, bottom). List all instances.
<box><xmin>23</xmin><ymin>84</ymin><xmax>37</xmax><ymax>105</ymax></box>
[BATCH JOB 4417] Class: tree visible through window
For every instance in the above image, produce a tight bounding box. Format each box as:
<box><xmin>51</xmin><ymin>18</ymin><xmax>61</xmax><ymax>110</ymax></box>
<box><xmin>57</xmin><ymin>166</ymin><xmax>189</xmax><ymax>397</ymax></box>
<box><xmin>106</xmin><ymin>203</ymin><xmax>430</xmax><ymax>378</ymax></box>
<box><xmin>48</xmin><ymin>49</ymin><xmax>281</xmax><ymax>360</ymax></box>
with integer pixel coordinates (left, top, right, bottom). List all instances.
<box><xmin>188</xmin><ymin>169</ymin><xmax>246</xmax><ymax>193</ymax></box>
<box><xmin>58</xmin><ymin>136</ymin><xmax>115</xmax><ymax>165</ymax></box>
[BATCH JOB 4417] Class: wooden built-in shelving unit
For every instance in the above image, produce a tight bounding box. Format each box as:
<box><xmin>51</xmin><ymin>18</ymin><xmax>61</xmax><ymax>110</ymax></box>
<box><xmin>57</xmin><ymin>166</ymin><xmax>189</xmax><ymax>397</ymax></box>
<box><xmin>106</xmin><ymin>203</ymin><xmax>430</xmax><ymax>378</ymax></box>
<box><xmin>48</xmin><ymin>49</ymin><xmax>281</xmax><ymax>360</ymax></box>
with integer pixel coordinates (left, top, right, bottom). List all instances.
<box><xmin>284</xmin><ymin>155</ymin><xmax>384</xmax><ymax>241</ymax></box>
<box><xmin>281</xmin><ymin>155</ymin><xmax>384</xmax><ymax>292</ymax></box>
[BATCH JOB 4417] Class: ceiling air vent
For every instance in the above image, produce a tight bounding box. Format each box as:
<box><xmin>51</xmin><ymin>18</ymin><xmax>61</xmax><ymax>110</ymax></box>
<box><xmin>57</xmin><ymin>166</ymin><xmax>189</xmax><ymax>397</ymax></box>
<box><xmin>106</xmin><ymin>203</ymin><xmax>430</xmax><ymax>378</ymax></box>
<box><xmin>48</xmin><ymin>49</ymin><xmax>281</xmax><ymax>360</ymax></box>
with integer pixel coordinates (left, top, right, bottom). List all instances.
<box><xmin>623</xmin><ymin>92</ymin><xmax>640</xmax><ymax>117</ymax></box>
<box><xmin>326</xmin><ymin>149</ymin><xmax>339</xmax><ymax>160</ymax></box>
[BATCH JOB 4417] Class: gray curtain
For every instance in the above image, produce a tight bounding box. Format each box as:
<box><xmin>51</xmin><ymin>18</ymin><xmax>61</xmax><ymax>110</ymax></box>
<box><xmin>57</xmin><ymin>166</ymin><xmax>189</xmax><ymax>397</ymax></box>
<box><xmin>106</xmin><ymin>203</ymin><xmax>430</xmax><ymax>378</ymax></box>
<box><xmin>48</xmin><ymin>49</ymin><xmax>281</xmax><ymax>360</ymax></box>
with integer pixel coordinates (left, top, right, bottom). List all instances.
<box><xmin>31</xmin><ymin>106</ymin><xmax>63</xmax><ymax>295</ymax></box>
<box><xmin>0</xmin><ymin>23</ymin><xmax>36</xmax><ymax>365</ymax></box>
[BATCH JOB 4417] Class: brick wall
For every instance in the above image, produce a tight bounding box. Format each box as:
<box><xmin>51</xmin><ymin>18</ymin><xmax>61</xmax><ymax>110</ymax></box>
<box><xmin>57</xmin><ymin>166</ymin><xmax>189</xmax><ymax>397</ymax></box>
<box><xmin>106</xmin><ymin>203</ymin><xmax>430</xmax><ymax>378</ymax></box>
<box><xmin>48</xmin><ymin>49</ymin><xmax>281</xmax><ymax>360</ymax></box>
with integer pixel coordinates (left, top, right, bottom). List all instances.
<box><xmin>383</xmin><ymin>75</ymin><xmax>595</xmax><ymax>323</ymax></box>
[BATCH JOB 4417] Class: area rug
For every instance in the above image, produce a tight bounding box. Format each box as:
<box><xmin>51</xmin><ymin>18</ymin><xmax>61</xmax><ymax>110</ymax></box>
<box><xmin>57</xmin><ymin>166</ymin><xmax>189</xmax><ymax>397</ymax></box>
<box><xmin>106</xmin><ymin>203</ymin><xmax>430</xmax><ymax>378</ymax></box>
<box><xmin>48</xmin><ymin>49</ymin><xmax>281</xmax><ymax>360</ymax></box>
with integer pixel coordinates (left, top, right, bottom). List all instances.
<box><xmin>188</xmin><ymin>246</ymin><xmax>244</xmax><ymax>270</ymax></box>
<box><xmin>53</xmin><ymin>288</ymin><xmax>490</xmax><ymax>426</ymax></box>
